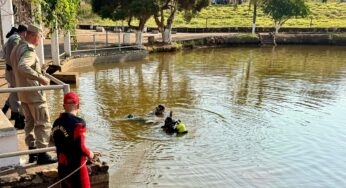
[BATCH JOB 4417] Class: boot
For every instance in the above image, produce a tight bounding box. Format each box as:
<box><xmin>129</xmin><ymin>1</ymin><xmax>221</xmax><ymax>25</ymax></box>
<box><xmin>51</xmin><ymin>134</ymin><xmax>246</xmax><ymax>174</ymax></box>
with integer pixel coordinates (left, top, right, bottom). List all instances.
<box><xmin>2</xmin><ymin>104</ymin><xmax>9</xmax><ymax>114</ymax></box>
<box><xmin>37</xmin><ymin>153</ymin><xmax>57</xmax><ymax>165</ymax></box>
<box><xmin>10</xmin><ymin>112</ymin><xmax>19</xmax><ymax>120</ymax></box>
<box><xmin>14</xmin><ymin>115</ymin><xmax>25</xmax><ymax>129</ymax></box>
<box><xmin>28</xmin><ymin>147</ymin><xmax>38</xmax><ymax>163</ymax></box>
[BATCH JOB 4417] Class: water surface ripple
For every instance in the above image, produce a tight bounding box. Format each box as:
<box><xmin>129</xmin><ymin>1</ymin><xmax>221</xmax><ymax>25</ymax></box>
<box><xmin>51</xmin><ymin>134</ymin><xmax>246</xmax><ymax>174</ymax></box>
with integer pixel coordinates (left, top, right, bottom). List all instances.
<box><xmin>47</xmin><ymin>45</ymin><xmax>346</xmax><ymax>187</ymax></box>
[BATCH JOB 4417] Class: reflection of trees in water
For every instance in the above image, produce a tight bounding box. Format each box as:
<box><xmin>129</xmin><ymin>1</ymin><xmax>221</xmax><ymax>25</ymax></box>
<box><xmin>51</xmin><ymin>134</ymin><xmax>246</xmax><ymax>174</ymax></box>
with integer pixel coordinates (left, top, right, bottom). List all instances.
<box><xmin>92</xmin><ymin>55</ymin><xmax>195</xmax><ymax>122</ymax></box>
<box><xmin>231</xmin><ymin>46</ymin><xmax>346</xmax><ymax>108</ymax></box>
<box><xmin>75</xmin><ymin>46</ymin><xmax>346</xmax><ymax>128</ymax></box>
<box><xmin>168</xmin><ymin>46</ymin><xmax>346</xmax><ymax>110</ymax></box>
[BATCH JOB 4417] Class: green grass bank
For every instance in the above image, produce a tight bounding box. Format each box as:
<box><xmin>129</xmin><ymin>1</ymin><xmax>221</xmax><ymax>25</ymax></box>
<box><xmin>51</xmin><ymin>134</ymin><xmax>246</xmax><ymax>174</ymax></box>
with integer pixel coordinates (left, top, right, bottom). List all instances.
<box><xmin>78</xmin><ymin>1</ymin><xmax>346</xmax><ymax>29</ymax></box>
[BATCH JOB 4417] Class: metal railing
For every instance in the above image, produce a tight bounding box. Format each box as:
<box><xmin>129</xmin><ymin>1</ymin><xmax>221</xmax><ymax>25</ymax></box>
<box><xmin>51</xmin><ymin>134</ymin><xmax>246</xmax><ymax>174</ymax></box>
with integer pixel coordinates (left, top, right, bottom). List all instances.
<box><xmin>71</xmin><ymin>45</ymin><xmax>143</xmax><ymax>53</ymax></box>
<box><xmin>0</xmin><ymin>74</ymin><xmax>69</xmax><ymax>158</ymax></box>
<box><xmin>0</xmin><ymin>147</ymin><xmax>55</xmax><ymax>159</ymax></box>
<box><xmin>0</xmin><ymin>74</ymin><xmax>70</xmax><ymax>95</ymax></box>
<box><xmin>70</xmin><ymin>32</ymin><xmax>142</xmax><ymax>55</ymax></box>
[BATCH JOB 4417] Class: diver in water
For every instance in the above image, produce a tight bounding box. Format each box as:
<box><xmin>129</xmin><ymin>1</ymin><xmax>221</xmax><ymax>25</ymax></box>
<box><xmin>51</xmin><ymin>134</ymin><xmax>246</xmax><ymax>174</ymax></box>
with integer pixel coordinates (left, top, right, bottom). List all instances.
<box><xmin>151</xmin><ymin>104</ymin><xmax>166</xmax><ymax>117</ymax></box>
<box><xmin>161</xmin><ymin>111</ymin><xmax>188</xmax><ymax>135</ymax></box>
<box><xmin>127</xmin><ymin>105</ymin><xmax>169</xmax><ymax>124</ymax></box>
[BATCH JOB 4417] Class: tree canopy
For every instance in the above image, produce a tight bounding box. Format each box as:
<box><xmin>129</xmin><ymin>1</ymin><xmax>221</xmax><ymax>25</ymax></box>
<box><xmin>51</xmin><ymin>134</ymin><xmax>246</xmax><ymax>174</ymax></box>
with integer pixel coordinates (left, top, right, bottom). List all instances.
<box><xmin>154</xmin><ymin>0</ymin><xmax>210</xmax><ymax>42</ymax></box>
<box><xmin>91</xmin><ymin>0</ymin><xmax>159</xmax><ymax>31</ymax></box>
<box><xmin>91</xmin><ymin>0</ymin><xmax>210</xmax><ymax>42</ymax></box>
<box><xmin>31</xmin><ymin>0</ymin><xmax>80</xmax><ymax>31</ymax></box>
<box><xmin>261</xmin><ymin>0</ymin><xmax>310</xmax><ymax>33</ymax></box>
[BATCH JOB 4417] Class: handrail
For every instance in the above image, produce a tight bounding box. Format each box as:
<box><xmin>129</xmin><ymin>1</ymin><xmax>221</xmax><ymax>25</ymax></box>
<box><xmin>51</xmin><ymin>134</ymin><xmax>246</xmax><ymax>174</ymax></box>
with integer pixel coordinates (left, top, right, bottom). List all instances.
<box><xmin>59</xmin><ymin>52</ymin><xmax>66</xmax><ymax>58</ymax></box>
<box><xmin>0</xmin><ymin>85</ymin><xmax>64</xmax><ymax>93</ymax></box>
<box><xmin>0</xmin><ymin>147</ymin><xmax>56</xmax><ymax>159</ymax></box>
<box><xmin>71</xmin><ymin>45</ymin><xmax>141</xmax><ymax>53</ymax></box>
<box><xmin>46</xmin><ymin>74</ymin><xmax>70</xmax><ymax>94</ymax></box>
<box><xmin>69</xmin><ymin>32</ymin><xmax>142</xmax><ymax>53</ymax></box>
<box><xmin>0</xmin><ymin>74</ymin><xmax>69</xmax><ymax>158</ymax></box>
<box><xmin>0</xmin><ymin>74</ymin><xmax>70</xmax><ymax>95</ymax></box>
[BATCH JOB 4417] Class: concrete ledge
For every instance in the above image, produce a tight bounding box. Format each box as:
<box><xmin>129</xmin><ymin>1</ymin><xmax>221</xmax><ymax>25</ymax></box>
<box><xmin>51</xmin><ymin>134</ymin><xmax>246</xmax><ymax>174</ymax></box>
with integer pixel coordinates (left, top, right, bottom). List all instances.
<box><xmin>61</xmin><ymin>50</ymin><xmax>148</xmax><ymax>72</ymax></box>
<box><xmin>52</xmin><ymin>72</ymin><xmax>79</xmax><ymax>86</ymax></box>
<box><xmin>0</xmin><ymin>112</ymin><xmax>19</xmax><ymax>168</ymax></box>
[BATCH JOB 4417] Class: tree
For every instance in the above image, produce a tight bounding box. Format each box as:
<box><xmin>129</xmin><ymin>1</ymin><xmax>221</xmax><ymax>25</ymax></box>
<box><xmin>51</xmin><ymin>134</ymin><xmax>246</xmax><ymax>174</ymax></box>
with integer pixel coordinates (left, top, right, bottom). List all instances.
<box><xmin>261</xmin><ymin>0</ymin><xmax>310</xmax><ymax>34</ymax></box>
<box><xmin>154</xmin><ymin>0</ymin><xmax>210</xmax><ymax>43</ymax></box>
<box><xmin>91</xmin><ymin>0</ymin><xmax>159</xmax><ymax>31</ymax></box>
<box><xmin>249</xmin><ymin>0</ymin><xmax>258</xmax><ymax>34</ymax></box>
<box><xmin>31</xmin><ymin>0</ymin><xmax>80</xmax><ymax>32</ymax></box>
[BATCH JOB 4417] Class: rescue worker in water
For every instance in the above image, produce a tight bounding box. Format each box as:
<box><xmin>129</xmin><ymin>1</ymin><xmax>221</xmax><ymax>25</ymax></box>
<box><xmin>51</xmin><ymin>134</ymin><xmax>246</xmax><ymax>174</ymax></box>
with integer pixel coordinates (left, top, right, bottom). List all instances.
<box><xmin>162</xmin><ymin>111</ymin><xmax>188</xmax><ymax>135</ymax></box>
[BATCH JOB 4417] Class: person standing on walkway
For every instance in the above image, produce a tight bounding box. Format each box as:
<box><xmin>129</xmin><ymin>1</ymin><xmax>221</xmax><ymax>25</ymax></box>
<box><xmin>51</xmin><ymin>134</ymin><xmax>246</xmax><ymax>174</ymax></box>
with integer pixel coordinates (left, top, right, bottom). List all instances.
<box><xmin>2</xmin><ymin>24</ymin><xmax>27</xmax><ymax>129</ymax></box>
<box><xmin>10</xmin><ymin>24</ymin><xmax>56</xmax><ymax>164</ymax></box>
<box><xmin>52</xmin><ymin>92</ymin><xmax>97</xmax><ymax>188</ymax></box>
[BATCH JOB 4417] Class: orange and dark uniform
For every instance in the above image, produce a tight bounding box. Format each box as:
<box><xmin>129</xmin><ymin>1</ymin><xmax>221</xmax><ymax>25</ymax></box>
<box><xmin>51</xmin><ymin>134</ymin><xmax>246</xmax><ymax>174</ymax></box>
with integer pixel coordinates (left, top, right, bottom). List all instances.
<box><xmin>52</xmin><ymin>113</ymin><xmax>91</xmax><ymax>188</ymax></box>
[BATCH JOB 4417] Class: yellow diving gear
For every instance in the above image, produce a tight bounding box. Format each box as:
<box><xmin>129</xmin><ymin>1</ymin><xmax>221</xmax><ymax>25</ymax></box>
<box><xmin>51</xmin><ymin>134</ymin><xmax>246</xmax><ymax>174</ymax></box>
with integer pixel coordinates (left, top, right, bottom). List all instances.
<box><xmin>176</xmin><ymin>122</ymin><xmax>188</xmax><ymax>133</ymax></box>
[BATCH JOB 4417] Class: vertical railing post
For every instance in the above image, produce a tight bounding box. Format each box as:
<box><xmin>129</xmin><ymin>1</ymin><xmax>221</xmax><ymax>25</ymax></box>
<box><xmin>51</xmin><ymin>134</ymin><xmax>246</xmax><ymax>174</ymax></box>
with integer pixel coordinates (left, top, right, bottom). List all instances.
<box><xmin>93</xmin><ymin>34</ymin><xmax>96</xmax><ymax>55</ymax></box>
<box><xmin>106</xmin><ymin>30</ymin><xmax>109</xmax><ymax>47</ymax></box>
<box><xmin>63</xmin><ymin>84</ymin><xmax>70</xmax><ymax>95</ymax></box>
<box><xmin>118</xmin><ymin>32</ymin><xmax>121</xmax><ymax>51</ymax></box>
<box><xmin>64</xmin><ymin>31</ymin><xmax>71</xmax><ymax>57</ymax></box>
<box><xmin>51</xmin><ymin>21</ymin><xmax>60</xmax><ymax>65</ymax></box>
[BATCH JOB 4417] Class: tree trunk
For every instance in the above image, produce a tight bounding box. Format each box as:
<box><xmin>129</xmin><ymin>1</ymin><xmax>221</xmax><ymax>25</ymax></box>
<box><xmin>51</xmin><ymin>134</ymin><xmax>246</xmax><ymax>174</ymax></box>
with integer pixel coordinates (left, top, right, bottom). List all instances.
<box><xmin>154</xmin><ymin>9</ymin><xmax>165</xmax><ymax>42</ymax></box>
<box><xmin>164</xmin><ymin>18</ymin><xmax>174</xmax><ymax>43</ymax></box>
<box><xmin>154</xmin><ymin>15</ymin><xmax>164</xmax><ymax>33</ymax></box>
<box><xmin>136</xmin><ymin>31</ymin><xmax>142</xmax><ymax>47</ymax></box>
<box><xmin>127</xmin><ymin>17</ymin><xmax>134</xmax><ymax>31</ymax></box>
<box><xmin>164</xmin><ymin>5</ymin><xmax>177</xmax><ymax>43</ymax></box>
<box><xmin>275</xmin><ymin>23</ymin><xmax>280</xmax><ymax>34</ymax></box>
<box><xmin>138</xmin><ymin>17</ymin><xmax>149</xmax><ymax>32</ymax></box>
<box><xmin>252</xmin><ymin>0</ymin><xmax>257</xmax><ymax>34</ymax></box>
<box><xmin>163</xmin><ymin>26</ymin><xmax>173</xmax><ymax>44</ymax></box>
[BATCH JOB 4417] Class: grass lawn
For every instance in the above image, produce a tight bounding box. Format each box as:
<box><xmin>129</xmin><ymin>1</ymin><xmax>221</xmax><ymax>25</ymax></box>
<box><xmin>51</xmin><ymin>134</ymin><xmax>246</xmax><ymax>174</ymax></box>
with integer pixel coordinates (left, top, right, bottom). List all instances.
<box><xmin>78</xmin><ymin>1</ymin><xmax>346</xmax><ymax>28</ymax></box>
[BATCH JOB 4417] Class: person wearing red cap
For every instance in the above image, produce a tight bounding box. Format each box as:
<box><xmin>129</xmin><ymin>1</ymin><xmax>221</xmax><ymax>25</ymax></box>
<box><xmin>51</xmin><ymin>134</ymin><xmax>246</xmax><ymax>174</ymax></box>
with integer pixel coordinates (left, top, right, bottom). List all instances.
<box><xmin>52</xmin><ymin>92</ymin><xmax>97</xmax><ymax>188</ymax></box>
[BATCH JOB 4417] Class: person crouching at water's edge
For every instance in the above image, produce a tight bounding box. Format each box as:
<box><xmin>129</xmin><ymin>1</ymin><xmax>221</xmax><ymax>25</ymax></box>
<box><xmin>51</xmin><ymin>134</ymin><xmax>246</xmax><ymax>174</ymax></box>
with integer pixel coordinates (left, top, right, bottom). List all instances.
<box><xmin>52</xmin><ymin>92</ymin><xmax>99</xmax><ymax>188</ymax></box>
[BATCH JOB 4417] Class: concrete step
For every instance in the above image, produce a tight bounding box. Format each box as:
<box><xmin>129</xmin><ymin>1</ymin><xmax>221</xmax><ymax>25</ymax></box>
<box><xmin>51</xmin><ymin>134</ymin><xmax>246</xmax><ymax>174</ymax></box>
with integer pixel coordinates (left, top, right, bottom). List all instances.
<box><xmin>260</xmin><ymin>35</ymin><xmax>276</xmax><ymax>45</ymax></box>
<box><xmin>52</xmin><ymin>72</ymin><xmax>79</xmax><ymax>85</ymax></box>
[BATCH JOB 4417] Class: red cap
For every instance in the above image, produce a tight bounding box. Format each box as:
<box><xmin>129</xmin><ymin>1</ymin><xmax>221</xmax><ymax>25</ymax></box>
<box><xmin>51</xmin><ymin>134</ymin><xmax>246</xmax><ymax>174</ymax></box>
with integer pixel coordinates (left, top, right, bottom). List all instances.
<box><xmin>64</xmin><ymin>92</ymin><xmax>80</xmax><ymax>105</ymax></box>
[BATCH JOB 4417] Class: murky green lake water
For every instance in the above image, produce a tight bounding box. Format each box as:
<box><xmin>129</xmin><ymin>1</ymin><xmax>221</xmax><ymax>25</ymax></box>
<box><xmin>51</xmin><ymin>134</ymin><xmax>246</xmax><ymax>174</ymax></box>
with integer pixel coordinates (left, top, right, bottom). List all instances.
<box><xmin>48</xmin><ymin>45</ymin><xmax>346</xmax><ymax>187</ymax></box>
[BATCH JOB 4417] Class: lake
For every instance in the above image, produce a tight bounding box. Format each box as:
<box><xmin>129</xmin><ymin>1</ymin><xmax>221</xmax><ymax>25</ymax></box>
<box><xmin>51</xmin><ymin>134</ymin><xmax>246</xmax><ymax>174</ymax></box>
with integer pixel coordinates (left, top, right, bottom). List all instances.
<box><xmin>48</xmin><ymin>45</ymin><xmax>346</xmax><ymax>187</ymax></box>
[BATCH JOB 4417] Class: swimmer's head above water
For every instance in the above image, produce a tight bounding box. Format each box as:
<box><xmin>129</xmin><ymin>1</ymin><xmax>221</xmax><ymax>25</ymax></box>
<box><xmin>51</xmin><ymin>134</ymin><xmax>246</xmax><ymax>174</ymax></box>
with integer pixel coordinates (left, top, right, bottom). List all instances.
<box><xmin>154</xmin><ymin>105</ymin><xmax>165</xmax><ymax>116</ymax></box>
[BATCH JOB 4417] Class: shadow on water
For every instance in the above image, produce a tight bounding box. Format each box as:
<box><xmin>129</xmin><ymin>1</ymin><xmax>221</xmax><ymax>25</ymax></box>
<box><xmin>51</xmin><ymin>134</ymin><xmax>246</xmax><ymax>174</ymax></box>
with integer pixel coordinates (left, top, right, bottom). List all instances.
<box><xmin>47</xmin><ymin>45</ymin><xmax>346</xmax><ymax>187</ymax></box>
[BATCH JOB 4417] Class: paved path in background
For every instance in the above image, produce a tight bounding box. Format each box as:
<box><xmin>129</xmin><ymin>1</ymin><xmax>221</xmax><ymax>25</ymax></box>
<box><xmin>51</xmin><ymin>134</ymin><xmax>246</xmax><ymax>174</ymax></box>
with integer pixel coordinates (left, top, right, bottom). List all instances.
<box><xmin>41</xmin><ymin>29</ymin><xmax>235</xmax><ymax>58</ymax></box>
